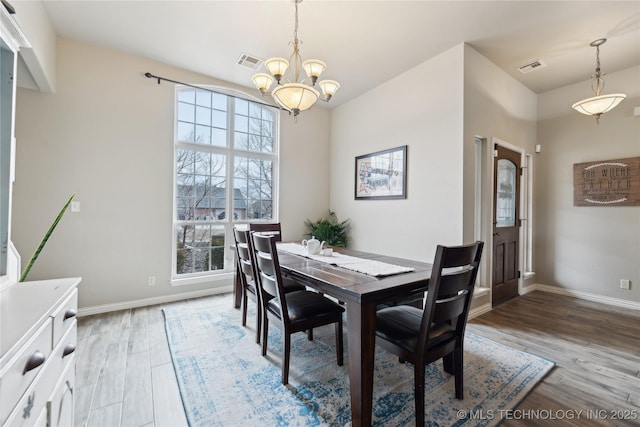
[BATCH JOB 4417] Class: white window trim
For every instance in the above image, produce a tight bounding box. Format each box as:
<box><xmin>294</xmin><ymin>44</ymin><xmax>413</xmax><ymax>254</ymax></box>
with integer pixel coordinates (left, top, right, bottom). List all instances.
<box><xmin>170</xmin><ymin>85</ymin><xmax>280</xmax><ymax>286</ymax></box>
<box><xmin>474</xmin><ymin>137</ymin><xmax>535</xmax><ymax>293</ymax></box>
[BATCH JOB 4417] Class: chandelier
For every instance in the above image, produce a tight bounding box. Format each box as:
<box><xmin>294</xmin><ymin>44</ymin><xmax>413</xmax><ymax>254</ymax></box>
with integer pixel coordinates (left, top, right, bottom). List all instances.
<box><xmin>572</xmin><ymin>38</ymin><xmax>626</xmax><ymax>123</ymax></box>
<box><xmin>251</xmin><ymin>0</ymin><xmax>339</xmax><ymax>117</ymax></box>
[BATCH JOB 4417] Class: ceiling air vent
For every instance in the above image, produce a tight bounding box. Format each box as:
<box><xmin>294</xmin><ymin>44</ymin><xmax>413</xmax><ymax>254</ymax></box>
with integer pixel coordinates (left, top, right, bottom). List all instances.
<box><xmin>237</xmin><ymin>53</ymin><xmax>263</xmax><ymax>70</ymax></box>
<box><xmin>517</xmin><ymin>59</ymin><xmax>547</xmax><ymax>74</ymax></box>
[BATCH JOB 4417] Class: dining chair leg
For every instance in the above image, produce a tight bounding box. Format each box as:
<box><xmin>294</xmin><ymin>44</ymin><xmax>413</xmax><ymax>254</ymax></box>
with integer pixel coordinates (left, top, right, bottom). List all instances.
<box><xmin>443</xmin><ymin>352</ymin><xmax>454</xmax><ymax>374</ymax></box>
<box><xmin>335</xmin><ymin>318</ymin><xmax>344</xmax><ymax>366</ymax></box>
<box><xmin>261</xmin><ymin>317</ymin><xmax>269</xmax><ymax>357</ymax></box>
<box><xmin>454</xmin><ymin>345</ymin><xmax>464</xmax><ymax>399</ymax></box>
<box><xmin>255</xmin><ymin>303</ymin><xmax>262</xmax><ymax>344</ymax></box>
<box><xmin>307</xmin><ymin>329</ymin><xmax>313</xmax><ymax>341</ymax></box>
<box><xmin>241</xmin><ymin>293</ymin><xmax>248</xmax><ymax>327</ymax></box>
<box><xmin>282</xmin><ymin>333</ymin><xmax>291</xmax><ymax>385</ymax></box>
<box><xmin>414</xmin><ymin>363</ymin><xmax>425</xmax><ymax>427</ymax></box>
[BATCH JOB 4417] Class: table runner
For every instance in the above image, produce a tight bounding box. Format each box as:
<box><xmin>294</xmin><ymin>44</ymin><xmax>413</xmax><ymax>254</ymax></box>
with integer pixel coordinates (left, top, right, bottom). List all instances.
<box><xmin>277</xmin><ymin>243</ymin><xmax>415</xmax><ymax>277</ymax></box>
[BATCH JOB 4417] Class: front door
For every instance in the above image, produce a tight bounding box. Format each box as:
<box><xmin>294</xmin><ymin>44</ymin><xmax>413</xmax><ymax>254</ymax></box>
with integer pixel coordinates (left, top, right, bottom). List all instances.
<box><xmin>492</xmin><ymin>145</ymin><xmax>520</xmax><ymax>306</ymax></box>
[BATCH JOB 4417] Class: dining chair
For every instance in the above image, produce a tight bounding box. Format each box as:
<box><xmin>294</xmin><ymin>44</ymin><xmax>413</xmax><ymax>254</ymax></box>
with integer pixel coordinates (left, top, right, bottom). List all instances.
<box><xmin>251</xmin><ymin>232</ymin><xmax>345</xmax><ymax>385</ymax></box>
<box><xmin>249</xmin><ymin>222</ymin><xmax>283</xmax><ymax>241</ymax></box>
<box><xmin>233</xmin><ymin>227</ymin><xmax>305</xmax><ymax>344</ymax></box>
<box><xmin>375</xmin><ymin>241</ymin><xmax>484</xmax><ymax>427</ymax></box>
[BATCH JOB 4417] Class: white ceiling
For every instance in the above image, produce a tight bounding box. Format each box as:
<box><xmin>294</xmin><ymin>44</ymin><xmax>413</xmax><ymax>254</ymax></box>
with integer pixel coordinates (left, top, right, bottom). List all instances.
<box><xmin>39</xmin><ymin>0</ymin><xmax>640</xmax><ymax>108</ymax></box>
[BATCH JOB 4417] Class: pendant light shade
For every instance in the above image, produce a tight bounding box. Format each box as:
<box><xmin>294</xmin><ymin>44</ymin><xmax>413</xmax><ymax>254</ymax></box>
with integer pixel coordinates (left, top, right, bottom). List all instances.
<box><xmin>572</xmin><ymin>38</ymin><xmax>626</xmax><ymax>122</ymax></box>
<box><xmin>272</xmin><ymin>83</ymin><xmax>319</xmax><ymax>116</ymax></box>
<box><xmin>572</xmin><ymin>94</ymin><xmax>626</xmax><ymax>116</ymax></box>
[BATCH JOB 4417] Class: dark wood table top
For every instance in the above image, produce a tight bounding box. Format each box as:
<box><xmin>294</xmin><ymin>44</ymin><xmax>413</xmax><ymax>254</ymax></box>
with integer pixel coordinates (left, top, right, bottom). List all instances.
<box><xmin>276</xmin><ymin>245</ymin><xmax>433</xmax><ymax>305</ymax></box>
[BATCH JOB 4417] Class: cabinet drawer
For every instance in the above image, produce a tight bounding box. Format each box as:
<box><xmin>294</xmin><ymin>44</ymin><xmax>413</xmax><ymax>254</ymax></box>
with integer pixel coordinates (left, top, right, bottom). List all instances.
<box><xmin>2</xmin><ymin>332</ymin><xmax>73</xmax><ymax>427</ymax></box>
<box><xmin>0</xmin><ymin>319</ymin><xmax>52</xmax><ymax>425</ymax></box>
<box><xmin>47</xmin><ymin>320</ymin><xmax>77</xmax><ymax>388</ymax></box>
<box><xmin>51</xmin><ymin>289</ymin><xmax>78</xmax><ymax>347</ymax></box>
<box><xmin>47</xmin><ymin>359</ymin><xmax>75</xmax><ymax>427</ymax></box>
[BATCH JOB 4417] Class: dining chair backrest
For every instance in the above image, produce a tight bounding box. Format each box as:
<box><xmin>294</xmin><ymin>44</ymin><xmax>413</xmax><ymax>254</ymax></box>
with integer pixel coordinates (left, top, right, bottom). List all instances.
<box><xmin>418</xmin><ymin>241</ymin><xmax>484</xmax><ymax>354</ymax></box>
<box><xmin>233</xmin><ymin>227</ymin><xmax>255</xmax><ymax>283</ymax></box>
<box><xmin>249</xmin><ymin>223</ymin><xmax>283</xmax><ymax>242</ymax></box>
<box><xmin>251</xmin><ymin>232</ymin><xmax>288</xmax><ymax>317</ymax></box>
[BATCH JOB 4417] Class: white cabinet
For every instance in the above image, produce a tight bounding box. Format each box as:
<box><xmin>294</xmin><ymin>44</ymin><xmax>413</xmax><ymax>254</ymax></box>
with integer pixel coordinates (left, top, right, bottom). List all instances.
<box><xmin>0</xmin><ymin>277</ymin><xmax>81</xmax><ymax>427</ymax></box>
<box><xmin>1</xmin><ymin>0</ymin><xmax>29</xmax><ymax>290</ymax></box>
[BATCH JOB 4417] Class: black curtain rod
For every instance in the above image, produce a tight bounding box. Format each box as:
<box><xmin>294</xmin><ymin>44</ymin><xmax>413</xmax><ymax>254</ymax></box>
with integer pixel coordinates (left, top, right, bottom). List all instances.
<box><xmin>144</xmin><ymin>72</ymin><xmax>283</xmax><ymax>112</ymax></box>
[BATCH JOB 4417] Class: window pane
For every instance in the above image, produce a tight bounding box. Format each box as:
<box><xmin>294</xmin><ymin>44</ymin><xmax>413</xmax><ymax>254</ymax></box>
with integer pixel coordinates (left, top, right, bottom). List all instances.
<box><xmin>234</xmin><ymin>157</ymin><xmax>272</xmax><ymax>220</ymax></box>
<box><xmin>175</xmin><ymin>224</ymin><xmax>225</xmax><ymax>274</ymax></box>
<box><xmin>210</xmin><ymin>227</ymin><xmax>226</xmax><ymax>270</ymax></box>
<box><xmin>195</xmin><ymin>106</ymin><xmax>211</xmax><ymax>126</ymax></box>
<box><xmin>195</xmin><ymin>125</ymin><xmax>211</xmax><ymax>144</ymax></box>
<box><xmin>213</xmin><ymin>93</ymin><xmax>227</xmax><ymax>111</ymax></box>
<box><xmin>178</xmin><ymin>89</ymin><xmax>195</xmax><ymax>103</ymax></box>
<box><xmin>235</xmin><ymin>131</ymin><xmax>248</xmax><ymax>150</ymax></box>
<box><xmin>235</xmin><ymin>114</ymin><xmax>248</xmax><ymax>133</ymax></box>
<box><xmin>212</xmin><ymin>110</ymin><xmax>226</xmax><ymax>128</ymax></box>
<box><xmin>212</xmin><ymin>128</ymin><xmax>226</xmax><ymax>147</ymax></box>
<box><xmin>196</xmin><ymin>90</ymin><xmax>211</xmax><ymax>107</ymax></box>
<box><xmin>178</xmin><ymin>102</ymin><xmax>195</xmax><ymax>123</ymax></box>
<box><xmin>496</xmin><ymin>159</ymin><xmax>517</xmax><ymax>227</ymax></box>
<box><xmin>175</xmin><ymin>88</ymin><xmax>277</xmax><ymax>278</ymax></box>
<box><xmin>249</xmin><ymin>103</ymin><xmax>262</xmax><ymax>118</ymax></box>
<box><xmin>235</xmin><ymin>98</ymin><xmax>248</xmax><ymax>115</ymax></box>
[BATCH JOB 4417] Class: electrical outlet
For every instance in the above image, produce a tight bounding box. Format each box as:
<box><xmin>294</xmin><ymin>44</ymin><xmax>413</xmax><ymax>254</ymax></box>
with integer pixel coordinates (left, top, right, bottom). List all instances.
<box><xmin>620</xmin><ymin>279</ymin><xmax>630</xmax><ymax>290</ymax></box>
<box><xmin>71</xmin><ymin>201</ymin><xmax>81</xmax><ymax>212</ymax></box>
<box><xmin>148</xmin><ymin>276</ymin><xmax>156</xmax><ymax>286</ymax></box>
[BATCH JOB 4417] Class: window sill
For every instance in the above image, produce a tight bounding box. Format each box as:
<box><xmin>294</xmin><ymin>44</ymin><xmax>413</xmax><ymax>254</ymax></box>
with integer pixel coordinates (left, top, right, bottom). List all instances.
<box><xmin>171</xmin><ymin>271</ymin><xmax>234</xmax><ymax>287</ymax></box>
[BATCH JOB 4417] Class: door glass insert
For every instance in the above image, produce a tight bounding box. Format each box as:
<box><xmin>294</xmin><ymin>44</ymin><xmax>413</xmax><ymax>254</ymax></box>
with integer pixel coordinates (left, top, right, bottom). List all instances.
<box><xmin>496</xmin><ymin>159</ymin><xmax>516</xmax><ymax>227</ymax></box>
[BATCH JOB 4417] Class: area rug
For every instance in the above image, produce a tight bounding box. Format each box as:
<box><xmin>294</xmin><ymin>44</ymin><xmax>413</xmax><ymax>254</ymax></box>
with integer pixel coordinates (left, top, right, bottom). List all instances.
<box><xmin>163</xmin><ymin>296</ymin><xmax>554</xmax><ymax>426</ymax></box>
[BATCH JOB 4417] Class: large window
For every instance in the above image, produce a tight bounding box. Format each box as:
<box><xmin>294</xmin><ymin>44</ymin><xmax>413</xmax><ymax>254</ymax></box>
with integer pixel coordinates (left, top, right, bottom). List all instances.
<box><xmin>173</xmin><ymin>87</ymin><xmax>278</xmax><ymax>284</ymax></box>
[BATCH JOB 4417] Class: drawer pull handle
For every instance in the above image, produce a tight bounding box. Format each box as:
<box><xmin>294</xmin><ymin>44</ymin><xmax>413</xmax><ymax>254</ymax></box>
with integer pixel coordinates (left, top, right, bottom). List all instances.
<box><xmin>63</xmin><ymin>308</ymin><xmax>77</xmax><ymax>321</ymax></box>
<box><xmin>23</xmin><ymin>351</ymin><xmax>46</xmax><ymax>374</ymax></box>
<box><xmin>62</xmin><ymin>344</ymin><xmax>76</xmax><ymax>358</ymax></box>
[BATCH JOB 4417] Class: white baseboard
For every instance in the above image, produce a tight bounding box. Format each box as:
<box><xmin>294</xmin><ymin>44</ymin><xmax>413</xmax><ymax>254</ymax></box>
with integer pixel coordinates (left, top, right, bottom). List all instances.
<box><xmin>469</xmin><ymin>303</ymin><xmax>492</xmax><ymax>319</ymax></box>
<box><xmin>78</xmin><ymin>281</ymin><xmax>639</xmax><ymax>318</ymax></box>
<box><xmin>523</xmin><ymin>283</ymin><xmax>640</xmax><ymax>311</ymax></box>
<box><xmin>77</xmin><ymin>284</ymin><xmax>234</xmax><ymax>317</ymax></box>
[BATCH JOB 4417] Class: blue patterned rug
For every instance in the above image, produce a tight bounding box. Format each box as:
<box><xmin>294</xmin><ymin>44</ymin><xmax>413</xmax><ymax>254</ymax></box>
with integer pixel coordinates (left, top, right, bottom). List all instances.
<box><xmin>163</xmin><ymin>295</ymin><xmax>554</xmax><ymax>426</ymax></box>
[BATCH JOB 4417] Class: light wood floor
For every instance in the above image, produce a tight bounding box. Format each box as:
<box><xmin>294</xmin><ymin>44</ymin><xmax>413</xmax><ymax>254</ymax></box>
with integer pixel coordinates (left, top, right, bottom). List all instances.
<box><xmin>75</xmin><ymin>291</ymin><xmax>640</xmax><ymax>426</ymax></box>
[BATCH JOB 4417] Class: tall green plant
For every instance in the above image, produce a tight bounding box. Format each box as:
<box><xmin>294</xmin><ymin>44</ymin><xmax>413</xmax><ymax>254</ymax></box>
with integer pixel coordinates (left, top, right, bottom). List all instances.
<box><xmin>19</xmin><ymin>193</ymin><xmax>75</xmax><ymax>282</ymax></box>
<box><xmin>304</xmin><ymin>210</ymin><xmax>351</xmax><ymax>247</ymax></box>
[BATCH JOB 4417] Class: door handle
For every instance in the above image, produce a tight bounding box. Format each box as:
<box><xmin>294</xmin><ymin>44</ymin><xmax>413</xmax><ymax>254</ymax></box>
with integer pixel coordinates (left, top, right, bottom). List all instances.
<box><xmin>493</xmin><ymin>232</ymin><xmax>500</xmax><ymax>236</ymax></box>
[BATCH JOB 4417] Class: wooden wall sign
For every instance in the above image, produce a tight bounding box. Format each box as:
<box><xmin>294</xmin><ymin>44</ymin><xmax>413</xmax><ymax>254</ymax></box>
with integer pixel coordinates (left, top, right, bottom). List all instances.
<box><xmin>573</xmin><ymin>156</ymin><xmax>640</xmax><ymax>206</ymax></box>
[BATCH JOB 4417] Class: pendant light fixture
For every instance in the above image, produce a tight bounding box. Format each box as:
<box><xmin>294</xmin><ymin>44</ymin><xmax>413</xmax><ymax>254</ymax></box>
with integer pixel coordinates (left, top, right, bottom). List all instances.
<box><xmin>572</xmin><ymin>38</ymin><xmax>626</xmax><ymax>123</ymax></box>
<box><xmin>252</xmin><ymin>0</ymin><xmax>340</xmax><ymax>118</ymax></box>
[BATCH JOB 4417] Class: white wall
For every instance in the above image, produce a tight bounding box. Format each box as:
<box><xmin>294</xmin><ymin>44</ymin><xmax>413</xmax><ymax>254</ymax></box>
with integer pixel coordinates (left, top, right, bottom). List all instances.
<box><xmin>329</xmin><ymin>45</ymin><xmax>465</xmax><ymax>263</ymax></box>
<box><xmin>536</xmin><ymin>66</ymin><xmax>640</xmax><ymax>302</ymax></box>
<box><xmin>12</xmin><ymin>0</ymin><xmax>56</xmax><ymax>92</ymax></box>
<box><xmin>13</xmin><ymin>37</ymin><xmax>330</xmax><ymax>310</ymax></box>
<box><xmin>463</xmin><ymin>44</ymin><xmax>538</xmax><ymax>291</ymax></box>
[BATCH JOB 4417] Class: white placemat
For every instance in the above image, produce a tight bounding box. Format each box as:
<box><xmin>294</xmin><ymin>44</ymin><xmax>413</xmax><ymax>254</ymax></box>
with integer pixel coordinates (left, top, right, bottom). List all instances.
<box><xmin>277</xmin><ymin>243</ymin><xmax>415</xmax><ymax>277</ymax></box>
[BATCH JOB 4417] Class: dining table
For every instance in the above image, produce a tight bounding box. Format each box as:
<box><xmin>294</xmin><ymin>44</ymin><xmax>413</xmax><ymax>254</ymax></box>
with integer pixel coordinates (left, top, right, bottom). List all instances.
<box><xmin>233</xmin><ymin>243</ymin><xmax>432</xmax><ymax>427</ymax></box>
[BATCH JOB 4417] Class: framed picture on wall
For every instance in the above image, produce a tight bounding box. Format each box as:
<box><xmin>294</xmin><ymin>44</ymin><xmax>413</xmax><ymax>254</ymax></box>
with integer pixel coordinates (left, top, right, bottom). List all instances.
<box><xmin>355</xmin><ymin>145</ymin><xmax>407</xmax><ymax>200</ymax></box>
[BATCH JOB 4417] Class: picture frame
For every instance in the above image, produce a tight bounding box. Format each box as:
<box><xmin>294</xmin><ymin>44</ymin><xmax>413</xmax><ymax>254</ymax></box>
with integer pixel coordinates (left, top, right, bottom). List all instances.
<box><xmin>355</xmin><ymin>145</ymin><xmax>407</xmax><ymax>200</ymax></box>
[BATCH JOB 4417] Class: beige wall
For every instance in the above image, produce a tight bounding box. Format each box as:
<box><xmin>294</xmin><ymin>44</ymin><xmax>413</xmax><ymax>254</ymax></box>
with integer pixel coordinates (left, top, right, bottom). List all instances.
<box><xmin>13</xmin><ymin>0</ymin><xmax>56</xmax><ymax>92</ymax></box>
<box><xmin>13</xmin><ymin>37</ymin><xmax>330</xmax><ymax>310</ymax></box>
<box><xmin>12</xmin><ymin>33</ymin><xmax>639</xmax><ymax>312</ymax></box>
<box><xmin>536</xmin><ymin>66</ymin><xmax>640</xmax><ymax>302</ymax></box>
<box><xmin>329</xmin><ymin>45</ymin><xmax>465</xmax><ymax>264</ymax></box>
